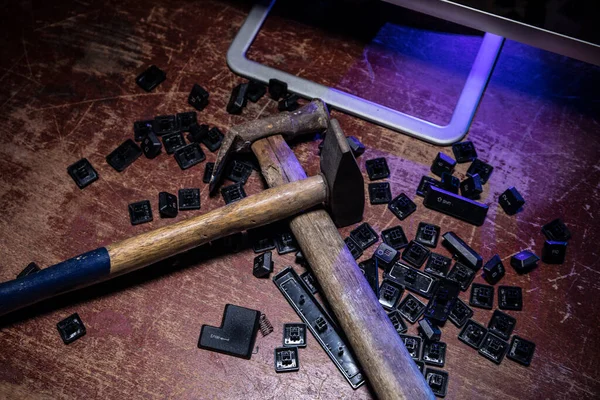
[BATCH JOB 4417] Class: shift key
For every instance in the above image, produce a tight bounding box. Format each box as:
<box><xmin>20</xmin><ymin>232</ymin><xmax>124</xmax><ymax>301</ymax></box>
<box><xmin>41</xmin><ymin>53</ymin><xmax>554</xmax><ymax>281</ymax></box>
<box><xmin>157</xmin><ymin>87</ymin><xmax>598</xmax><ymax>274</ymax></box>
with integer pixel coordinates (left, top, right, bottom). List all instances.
<box><xmin>423</xmin><ymin>185</ymin><xmax>489</xmax><ymax>226</ymax></box>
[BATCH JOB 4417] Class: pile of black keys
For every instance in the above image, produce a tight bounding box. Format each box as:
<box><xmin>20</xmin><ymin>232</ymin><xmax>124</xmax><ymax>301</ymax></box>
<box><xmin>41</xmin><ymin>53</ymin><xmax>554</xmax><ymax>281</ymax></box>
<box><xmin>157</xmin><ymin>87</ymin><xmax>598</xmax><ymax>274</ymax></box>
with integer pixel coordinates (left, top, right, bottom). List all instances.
<box><xmin>338</xmin><ymin>143</ymin><xmax>568</xmax><ymax>397</ymax></box>
<box><xmin>247</xmin><ymin>140</ymin><xmax>570</xmax><ymax>397</ymax></box>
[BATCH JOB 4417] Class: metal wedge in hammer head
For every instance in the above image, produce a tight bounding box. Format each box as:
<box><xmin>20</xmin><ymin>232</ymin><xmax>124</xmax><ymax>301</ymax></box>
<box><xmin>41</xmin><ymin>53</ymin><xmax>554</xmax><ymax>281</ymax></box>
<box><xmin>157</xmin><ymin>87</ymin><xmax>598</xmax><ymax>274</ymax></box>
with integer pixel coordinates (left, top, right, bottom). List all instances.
<box><xmin>210</xmin><ymin>99</ymin><xmax>364</xmax><ymax>227</ymax></box>
<box><xmin>320</xmin><ymin>119</ymin><xmax>364</xmax><ymax>227</ymax></box>
<box><xmin>209</xmin><ymin>99</ymin><xmax>329</xmax><ymax>194</ymax></box>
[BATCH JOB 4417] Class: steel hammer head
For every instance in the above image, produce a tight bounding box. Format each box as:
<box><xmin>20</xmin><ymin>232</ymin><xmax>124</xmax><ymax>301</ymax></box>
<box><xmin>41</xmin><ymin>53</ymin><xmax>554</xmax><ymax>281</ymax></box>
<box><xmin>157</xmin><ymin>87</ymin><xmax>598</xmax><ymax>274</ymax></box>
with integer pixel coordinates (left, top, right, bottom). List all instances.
<box><xmin>320</xmin><ymin>119</ymin><xmax>364</xmax><ymax>227</ymax></box>
<box><xmin>209</xmin><ymin>99</ymin><xmax>330</xmax><ymax>194</ymax></box>
<box><xmin>209</xmin><ymin>99</ymin><xmax>363</xmax><ymax>227</ymax></box>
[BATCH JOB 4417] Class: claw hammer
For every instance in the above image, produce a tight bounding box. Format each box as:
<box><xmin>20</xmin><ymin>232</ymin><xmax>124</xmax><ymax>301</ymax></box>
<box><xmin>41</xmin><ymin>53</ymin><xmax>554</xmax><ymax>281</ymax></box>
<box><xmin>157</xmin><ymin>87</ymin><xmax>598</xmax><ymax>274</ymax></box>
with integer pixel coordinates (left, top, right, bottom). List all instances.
<box><xmin>210</xmin><ymin>100</ymin><xmax>433</xmax><ymax>399</ymax></box>
<box><xmin>0</xmin><ymin>100</ymin><xmax>433</xmax><ymax>399</ymax></box>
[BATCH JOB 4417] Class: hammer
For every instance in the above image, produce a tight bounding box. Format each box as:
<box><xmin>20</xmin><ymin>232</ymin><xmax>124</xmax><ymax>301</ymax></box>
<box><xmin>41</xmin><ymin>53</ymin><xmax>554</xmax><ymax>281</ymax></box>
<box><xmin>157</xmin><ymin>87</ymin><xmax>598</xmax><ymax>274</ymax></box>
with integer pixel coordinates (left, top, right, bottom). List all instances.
<box><xmin>210</xmin><ymin>100</ymin><xmax>433</xmax><ymax>399</ymax></box>
<box><xmin>0</xmin><ymin>101</ymin><xmax>333</xmax><ymax>316</ymax></box>
<box><xmin>0</xmin><ymin>100</ymin><xmax>433</xmax><ymax>399</ymax></box>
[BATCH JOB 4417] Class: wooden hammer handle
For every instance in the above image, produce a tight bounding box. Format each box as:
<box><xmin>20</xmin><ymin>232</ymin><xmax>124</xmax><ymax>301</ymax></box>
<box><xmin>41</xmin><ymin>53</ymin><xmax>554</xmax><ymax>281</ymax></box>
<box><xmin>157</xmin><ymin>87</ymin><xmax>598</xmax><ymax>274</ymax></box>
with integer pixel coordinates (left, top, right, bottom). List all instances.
<box><xmin>252</xmin><ymin>136</ymin><xmax>434</xmax><ymax>400</ymax></box>
<box><xmin>0</xmin><ymin>176</ymin><xmax>326</xmax><ymax>317</ymax></box>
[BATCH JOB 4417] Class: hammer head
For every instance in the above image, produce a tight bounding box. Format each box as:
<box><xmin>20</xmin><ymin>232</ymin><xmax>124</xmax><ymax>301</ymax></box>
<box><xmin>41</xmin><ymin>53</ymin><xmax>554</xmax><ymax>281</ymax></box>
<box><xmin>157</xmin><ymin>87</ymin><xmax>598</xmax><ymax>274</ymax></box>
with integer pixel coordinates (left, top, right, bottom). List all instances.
<box><xmin>321</xmin><ymin>119</ymin><xmax>364</xmax><ymax>227</ymax></box>
<box><xmin>209</xmin><ymin>99</ymin><xmax>330</xmax><ymax>194</ymax></box>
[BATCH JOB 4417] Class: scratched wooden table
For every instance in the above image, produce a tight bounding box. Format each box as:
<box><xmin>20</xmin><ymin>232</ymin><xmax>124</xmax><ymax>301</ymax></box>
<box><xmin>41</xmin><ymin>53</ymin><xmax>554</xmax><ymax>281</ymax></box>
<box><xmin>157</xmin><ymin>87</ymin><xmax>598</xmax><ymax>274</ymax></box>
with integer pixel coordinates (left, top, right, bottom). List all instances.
<box><xmin>1</xmin><ymin>0</ymin><xmax>599</xmax><ymax>399</ymax></box>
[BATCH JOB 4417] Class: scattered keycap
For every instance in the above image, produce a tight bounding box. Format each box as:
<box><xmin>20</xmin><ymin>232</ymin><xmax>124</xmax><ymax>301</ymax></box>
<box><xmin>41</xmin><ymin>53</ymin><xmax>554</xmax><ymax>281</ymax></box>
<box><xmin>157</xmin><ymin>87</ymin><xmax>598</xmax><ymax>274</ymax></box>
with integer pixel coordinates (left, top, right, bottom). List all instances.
<box><xmin>162</xmin><ymin>132</ymin><xmax>186</xmax><ymax>154</ymax></box>
<box><xmin>133</xmin><ymin>119</ymin><xmax>154</xmax><ymax>142</ymax></box>
<box><xmin>440</xmin><ymin>172</ymin><xmax>459</xmax><ymax>194</ymax></box>
<box><xmin>174</xmin><ymin>143</ymin><xmax>206</xmax><ymax>170</ymax></box>
<box><xmin>268</xmin><ymin>79</ymin><xmax>288</xmax><ymax>100</ymax></box>
<box><xmin>467</xmin><ymin>158</ymin><xmax>493</xmax><ymax>184</ymax></box>
<box><xmin>424</xmin><ymin>186</ymin><xmax>489</xmax><ymax>226</ymax></box>
<box><xmin>227</xmin><ymin>83</ymin><xmax>249</xmax><ymax>114</ymax></box>
<box><xmin>106</xmin><ymin>139</ymin><xmax>142</xmax><ymax>172</ymax></box>
<box><xmin>188</xmin><ymin>83</ymin><xmax>209</xmax><ymax>111</ymax></box>
<box><xmin>381</xmin><ymin>226</ymin><xmax>409</xmax><ymax>250</ymax></box>
<box><xmin>275</xmin><ymin>230</ymin><xmax>298</xmax><ymax>255</ymax></box>
<box><xmin>141</xmin><ymin>131</ymin><xmax>162</xmax><ymax>159</ymax></box>
<box><xmin>368</xmin><ymin>182</ymin><xmax>392</xmax><ymax>204</ymax></box>
<box><xmin>386</xmin><ymin>263</ymin><xmax>439</xmax><ymax>299</ymax></box>
<box><xmin>507</xmin><ymin>335</ymin><xmax>535</xmax><ymax>366</ymax></box>
<box><xmin>482</xmin><ymin>255</ymin><xmax>505</xmax><ymax>285</ymax></box>
<box><xmin>431</xmin><ymin>152</ymin><xmax>456</xmax><ymax>177</ymax></box>
<box><xmin>447</xmin><ymin>262</ymin><xmax>476</xmax><ymax>291</ymax></box>
<box><xmin>448</xmin><ymin>298</ymin><xmax>473</xmax><ymax>328</ymax></box>
<box><xmin>498</xmin><ymin>286</ymin><xmax>523</xmax><ymax>311</ymax></box>
<box><xmin>283</xmin><ymin>323</ymin><xmax>307</xmax><ymax>347</ymax></box>
<box><xmin>422</xmin><ymin>341</ymin><xmax>446</xmax><ymax>367</ymax></box>
<box><xmin>416</xmin><ymin>176</ymin><xmax>441</xmax><ymax>197</ymax></box>
<box><xmin>349</xmin><ymin>222</ymin><xmax>379</xmax><ymax>250</ymax></box>
<box><xmin>499</xmin><ymin>186</ymin><xmax>525</xmax><ymax>215</ymax></box>
<box><xmin>227</xmin><ymin>160</ymin><xmax>253</xmax><ymax>184</ymax></box>
<box><xmin>373</xmin><ymin>242</ymin><xmax>399</xmax><ymax>270</ymax></box>
<box><xmin>128</xmin><ymin>200</ymin><xmax>153</xmax><ymax>225</ymax></box>
<box><xmin>178</xmin><ymin>188</ymin><xmax>201</xmax><ymax>210</ymax></box>
<box><xmin>402</xmin><ymin>241</ymin><xmax>430</xmax><ymax>268</ymax></box>
<box><xmin>442</xmin><ymin>232</ymin><xmax>483</xmax><ymax>271</ymax></box>
<box><xmin>278</xmin><ymin>94</ymin><xmax>299</xmax><ymax>111</ymax></box>
<box><xmin>459</xmin><ymin>174</ymin><xmax>483</xmax><ymax>199</ymax></box>
<box><xmin>253</xmin><ymin>251</ymin><xmax>273</xmax><ymax>278</ymax></box>
<box><xmin>158</xmin><ymin>191</ymin><xmax>178</xmax><ymax>218</ymax></box>
<box><xmin>188</xmin><ymin>123</ymin><xmax>209</xmax><ymax>144</ymax></box>
<box><xmin>365</xmin><ymin>157</ymin><xmax>390</xmax><ymax>180</ymax></box>
<box><xmin>388</xmin><ymin>193</ymin><xmax>417</xmax><ymax>220</ymax></box>
<box><xmin>379</xmin><ymin>279</ymin><xmax>404</xmax><ymax>310</ymax></box>
<box><xmin>458</xmin><ymin>319</ymin><xmax>487</xmax><ymax>349</ymax></box>
<box><xmin>418</xmin><ymin>318</ymin><xmax>441</xmax><ymax>342</ymax></box>
<box><xmin>424</xmin><ymin>368</ymin><xmax>449</xmax><ymax>397</ymax></box>
<box><xmin>478</xmin><ymin>332</ymin><xmax>508</xmax><ymax>364</ymax></box>
<box><xmin>176</xmin><ymin>111</ymin><xmax>197</xmax><ymax>132</ymax></box>
<box><xmin>470</xmin><ymin>283</ymin><xmax>494</xmax><ymax>309</ymax></box>
<box><xmin>510</xmin><ymin>250</ymin><xmax>539</xmax><ymax>273</ymax></box>
<box><xmin>221</xmin><ymin>183</ymin><xmax>247</xmax><ymax>205</ymax></box>
<box><xmin>487</xmin><ymin>310</ymin><xmax>516</xmax><ymax>340</ymax></box>
<box><xmin>17</xmin><ymin>262</ymin><xmax>40</xmax><ymax>279</ymax></box>
<box><xmin>202</xmin><ymin>127</ymin><xmax>224</xmax><ymax>152</ymax></box>
<box><xmin>398</xmin><ymin>294</ymin><xmax>427</xmax><ymax>324</ymax></box>
<box><xmin>345</xmin><ymin>236</ymin><xmax>363</xmax><ymax>259</ymax></box>
<box><xmin>542</xmin><ymin>240</ymin><xmax>567</xmax><ymax>264</ymax></box>
<box><xmin>203</xmin><ymin>162</ymin><xmax>215</xmax><ymax>184</ymax></box>
<box><xmin>136</xmin><ymin>65</ymin><xmax>166</xmax><ymax>92</ymax></box>
<box><xmin>249</xmin><ymin>226</ymin><xmax>276</xmax><ymax>253</ymax></box>
<box><xmin>400</xmin><ymin>334</ymin><xmax>422</xmax><ymax>360</ymax></box>
<box><xmin>67</xmin><ymin>158</ymin><xmax>98</xmax><ymax>189</ymax></box>
<box><xmin>246</xmin><ymin>80</ymin><xmax>266</xmax><ymax>102</ymax></box>
<box><xmin>153</xmin><ymin>115</ymin><xmax>179</xmax><ymax>136</ymax></box>
<box><xmin>274</xmin><ymin>347</ymin><xmax>299</xmax><ymax>373</ymax></box>
<box><xmin>424</xmin><ymin>278</ymin><xmax>460</xmax><ymax>323</ymax></box>
<box><xmin>424</xmin><ymin>253</ymin><xmax>452</xmax><ymax>278</ymax></box>
<box><xmin>415</xmin><ymin>222</ymin><xmax>440</xmax><ymax>248</ymax></box>
<box><xmin>388</xmin><ymin>310</ymin><xmax>408</xmax><ymax>335</ymax></box>
<box><xmin>56</xmin><ymin>313</ymin><xmax>87</xmax><ymax>345</ymax></box>
<box><xmin>541</xmin><ymin>218</ymin><xmax>571</xmax><ymax>241</ymax></box>
<box><xmin>452</xmin><ymin>141</ymin><xmax>477</xmax><ymax>163</ymax></box>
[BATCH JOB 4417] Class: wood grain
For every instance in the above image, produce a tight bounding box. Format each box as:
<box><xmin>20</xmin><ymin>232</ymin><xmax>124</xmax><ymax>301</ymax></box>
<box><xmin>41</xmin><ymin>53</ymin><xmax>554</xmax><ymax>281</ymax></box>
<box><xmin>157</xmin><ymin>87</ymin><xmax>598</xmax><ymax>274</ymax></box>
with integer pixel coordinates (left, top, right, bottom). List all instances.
<box><xmin>108</xmin><ymin>175</ymin><xmax>327</xmax><ymax>274</ymax></box>
<box><xmin>252</xmin><ymin>135</ymin><xmax>434</xmax><ymax>400</ymax></box>
<box><xmin>0</xmin><ymin>0</ymin><xmax>599</xmax><ymax>399</ymax></box>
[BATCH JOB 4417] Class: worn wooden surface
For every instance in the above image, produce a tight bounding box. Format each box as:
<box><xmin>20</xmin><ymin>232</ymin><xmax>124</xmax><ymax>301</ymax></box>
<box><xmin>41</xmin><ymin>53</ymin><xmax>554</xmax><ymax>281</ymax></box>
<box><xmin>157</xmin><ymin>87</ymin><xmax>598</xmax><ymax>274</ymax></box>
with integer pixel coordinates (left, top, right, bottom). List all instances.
<box><xmin>0</xmin><ymin>0</ymin><xmax>599</xmax><ymax>399</ymax></box>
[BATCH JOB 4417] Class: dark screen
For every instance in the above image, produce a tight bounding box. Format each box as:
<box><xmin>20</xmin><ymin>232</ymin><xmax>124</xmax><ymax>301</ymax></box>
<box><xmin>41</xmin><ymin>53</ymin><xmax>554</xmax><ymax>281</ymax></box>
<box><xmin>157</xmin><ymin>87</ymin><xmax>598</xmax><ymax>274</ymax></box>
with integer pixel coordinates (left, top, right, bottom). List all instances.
<box><xmin>454</xmin><ymin>0</ymin><xmax>598</xmax><ymax>44</ymax></box>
